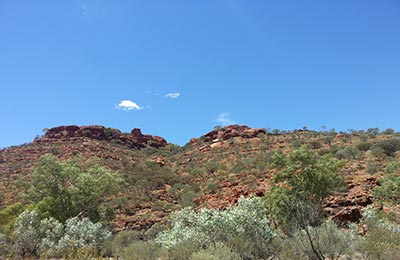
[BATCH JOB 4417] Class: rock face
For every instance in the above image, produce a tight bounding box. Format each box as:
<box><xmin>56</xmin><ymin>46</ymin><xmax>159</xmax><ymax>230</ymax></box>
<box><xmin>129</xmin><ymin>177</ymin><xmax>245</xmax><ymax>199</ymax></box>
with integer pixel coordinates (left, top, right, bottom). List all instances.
<box><xmin>193</xmin><ymin>125</ymin><xmax>266</xmax><ymax>144</ymax></box>
<box><xmin>325</xmin><ymin>176</ymin><xmax>378</xmax><ymax>224</ymax></box>
<box><xmin>39</xmin><ymin>125</ymin><xmax>168</xmax><ymax>149</ymax></box>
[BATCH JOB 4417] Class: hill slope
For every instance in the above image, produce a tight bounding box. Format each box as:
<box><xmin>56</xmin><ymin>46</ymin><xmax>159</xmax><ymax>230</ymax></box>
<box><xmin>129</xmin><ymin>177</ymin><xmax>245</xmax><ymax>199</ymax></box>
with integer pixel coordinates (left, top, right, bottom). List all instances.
<box><xmin>1</xmin><ymin>125</ymin><xmax>398</xmax><ymax>230</ymax></box>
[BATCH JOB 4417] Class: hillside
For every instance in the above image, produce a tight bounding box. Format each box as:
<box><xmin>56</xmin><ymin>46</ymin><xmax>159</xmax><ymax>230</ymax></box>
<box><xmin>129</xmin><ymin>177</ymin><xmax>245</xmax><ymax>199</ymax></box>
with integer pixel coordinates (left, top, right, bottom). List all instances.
<box><xmin>0</xmin><ymin>125</ymin><xmax>398</xmax><ymax>231</ymax></box>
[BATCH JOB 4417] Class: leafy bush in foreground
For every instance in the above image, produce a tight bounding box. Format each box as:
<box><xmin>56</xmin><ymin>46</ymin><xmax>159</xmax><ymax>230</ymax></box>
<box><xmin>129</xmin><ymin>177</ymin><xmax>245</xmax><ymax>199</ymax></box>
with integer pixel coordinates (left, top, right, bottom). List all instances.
<box><xmin>13</xmin><ymin>210</ymin><xmax>111</xmax><ymax>258</ymax></box>
<box><xmin>156</xmin><ymin>196</ymin><xmax>276</xmax><ymax>260</ymax></box>
<box><xmin>281</xmin><ymin>220</ymin><xmax>355</xmax><ymax>260</ymax></box>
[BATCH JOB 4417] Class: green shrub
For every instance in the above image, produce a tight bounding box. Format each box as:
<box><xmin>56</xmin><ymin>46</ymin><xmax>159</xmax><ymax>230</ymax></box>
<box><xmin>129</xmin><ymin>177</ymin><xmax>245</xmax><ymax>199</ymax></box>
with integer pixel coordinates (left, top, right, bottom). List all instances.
<box><xmin>355</xmin><ymin>207</ymin><xmax>400</xmax><ymax>259</ymax></box>
<box><xmin>0</xmin><ymin>233</ymin><xmax>10</xmax><ymax>257</ymax></box>
<box><xmin>374</xmin><ymin>174</ymin><xmax>400</xmax><ymax>205</ymax></box>
<box><xmin>156</xmin><ymin>196</ymin><xmax>276</xmax><ymax>260</ymax></box>
<box><xmin>280</xmin><ymin>220</ymin><xmax>355</xmax><ymax>260</ymax></box>
<box><xmin>308</xmin><ymin>140</ymin><xmax>322</xmax><ymax>149</ymax></box>
<box><xmin>13</xmin><ymin>210</ymin><xmax>42</xmax><ymax>258</ymax></box>
<box><xmin>372</xmin><ymin>138</ymin><xmax>400</xmax><ymax>157</ymax></box>
<box><xmin>116</xmin><ymin>240</ymin><xmax>166</xmax><ymax>260</ymax></box>
<box><xmin>168</xmin><ymin>239</ymin><xmax>202</xmax><ymax>260</ymax></box>
<box><xmin>291</xmin><ymin>139</ymin><xmax>303</xmax><ymax>148</ymax></box>
<box><xmin>56</xmin><ymin>217</ymin><xmax>111</xmax><ymax>256</ymax></box>
<box><xmin>13</xmin><ymin>210</ymin><xmax>111</xmax><ymax>258</ymax></box>
<box><xmin>0</xmin><ymin>202</ymin><xmax>25</xmax><ymax>235</ymax></box>
<box><xmin>365</xmin><ymin>162</ymin><xmax>379</xmax><ymax>174</ymax></box>
<box><xmin>190</xmin><ymin>242</ymin><xmax>241</xmax><ymax>260</ymax></box>
<box><xmin>335</xmin><ymin>146</ymin><xmax>360</xmax><ymax>160</ymax></box>
<box><xmin>112</xmin><ymin>230</ymin><xmax>144</xmax><ymax>257</ymax></box>
<box><xmin>356</xmin><ymin>142</ymin><xmax>371</xmax><ymax>152</ymax></box>
<box><xmin>385</xmin><ymin>161</ymin><xmax>400</xmax><ymax>174</ymax></box>
<box><xmin>370</xmin><ymin>146</ymin><xmax>386</xmax><ymax>158</ymax></box>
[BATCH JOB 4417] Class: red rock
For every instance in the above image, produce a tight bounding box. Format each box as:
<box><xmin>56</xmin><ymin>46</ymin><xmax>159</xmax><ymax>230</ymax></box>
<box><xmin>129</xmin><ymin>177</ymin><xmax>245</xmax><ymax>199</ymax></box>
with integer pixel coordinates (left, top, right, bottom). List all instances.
<box><xmin>40</xmin><ymin>125</ymin><xmax>168</xmax><ymax>149</ymax></box>
<box><xmin>200</xmin><ymin>125</ymin><xmax>266</xmax><ymax>143</ymax></box>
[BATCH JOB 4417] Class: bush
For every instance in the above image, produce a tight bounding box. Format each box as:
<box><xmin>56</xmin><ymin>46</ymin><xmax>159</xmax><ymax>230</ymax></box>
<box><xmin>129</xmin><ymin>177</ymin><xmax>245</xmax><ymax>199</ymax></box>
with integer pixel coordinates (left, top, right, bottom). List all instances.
<box><xmin>356</xmin><ymin>141</ymin><xmax>371</xmax><ymax>151</ymax></box>
<box><xmin>385</xmin><ymin>161</ymin><xmax>400</xmax><ymax>174</ymax></box>
<box><xmin>308</xmin><ymin>140</ymin><xmax>322</xmax><ymax>149</ymax></box>
<box><xmin>355</xmin><ymin>207</ymin><xmax>400</xmax><ymax>259</ymax></box>
<box><xmin>190</xmin><ymin>242</ymin><xmax>241</xmax><ymax>260</ymax></box>
<box><xmin>335</xmin><ymin>146</ymin><xmax>360</xmax><ymax>160</ymax></box>
<box><xmin>13</xmin><ymin>210</ymin><xmax>42</xmax><ymax>258</ymax></box>
<box><xmin>371</xmin><ymin>138</ymin><xmax>400</xmax><ymax>157</ymax></box>
<box><xmin>56</xmin><ymin>217</ymin><xmax>111</xmax><ymax>256</ymax></box>
<box><xmin>374</xmin><ymin>174</ymin><xmax>400</xmax><ymax>205</ymax></box>
<box><xmin>156</xmin><ymin>196</ymin><xmax>277</xmax><ymax>260</ymax></box>
<box><xmin>0</xmin><ymin>203</ymin><xmax>24</xmax><ymax>235</ymax></box>
<box><xmin>280</xmin><ymin>220</ymin><xmax>355</xmax><ymax>260</ymax></box>
<box><xmin>112</xmin><ymin>230</ymin><xmax>144</xmax><ymax>257</ymax></box>
<box><xmin>115</xmin><ymin>240</ymin><xmax>166</xmax><ymax>260</ymax></box>
<box><xmin>365</xmin><ymin>162</ymin><xmax>379</xmax><ymax>174</ymax></box>
<box><xmin>0</xmin><ymin>233</ymin><xmax>10</xmax><ymax>257</ymax></box>
<box><xmin>13</xmin><ymin>210</ymin><xmax>111</xmax><ymax>258</ymax></box>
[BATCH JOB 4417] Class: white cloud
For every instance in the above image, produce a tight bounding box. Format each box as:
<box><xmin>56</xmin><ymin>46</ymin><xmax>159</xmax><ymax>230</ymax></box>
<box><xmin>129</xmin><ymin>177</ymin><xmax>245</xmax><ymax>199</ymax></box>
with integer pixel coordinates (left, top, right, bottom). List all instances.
<box><xmin>165</xmin><ymin>92</ymin><xmax>181</xmax><ymax>99</ymax></box>
<box><xmin>216</xmin><ymin>113</ymin><xmax>236</xmax><ymax>125</ymax></box>
<box><xmin>116</xmin><ymin>100</ymin><xmax>143</xmax><ymax>111</ymax></box>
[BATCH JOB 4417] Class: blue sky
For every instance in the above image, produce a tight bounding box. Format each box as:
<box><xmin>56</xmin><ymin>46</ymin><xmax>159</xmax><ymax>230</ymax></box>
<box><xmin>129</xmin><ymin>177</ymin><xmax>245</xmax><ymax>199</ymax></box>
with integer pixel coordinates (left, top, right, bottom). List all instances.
<box><xmin>1</xmin><ymin>1</ymin><xmax>400</xmax><ymax>147</ymax></box>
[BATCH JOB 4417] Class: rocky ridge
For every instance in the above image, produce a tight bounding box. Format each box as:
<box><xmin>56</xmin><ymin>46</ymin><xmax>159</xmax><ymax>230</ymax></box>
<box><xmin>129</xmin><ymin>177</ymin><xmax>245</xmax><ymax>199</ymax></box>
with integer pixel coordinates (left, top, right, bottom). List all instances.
<box><xmin>38</xmin><ymin>125</ymin><xmax>168</xmax><ymax>149</ymax></box>
<box><xmin>0</xmin><ymin>124</ymin><xmax>392</xmax><ymax>231</ymax></box>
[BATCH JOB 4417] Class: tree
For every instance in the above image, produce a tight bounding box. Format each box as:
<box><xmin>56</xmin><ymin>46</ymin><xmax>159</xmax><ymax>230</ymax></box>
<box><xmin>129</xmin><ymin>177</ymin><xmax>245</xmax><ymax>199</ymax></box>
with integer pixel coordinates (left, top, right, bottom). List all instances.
<box><xmin>265</xmin><ymin>149</ymin><xmax>344</xmax><ymax>232</ymax></box>
<box><xmin>29</xmin><ymin>154</ymin><xmax>123</xmax><ymax>222</ymax></box>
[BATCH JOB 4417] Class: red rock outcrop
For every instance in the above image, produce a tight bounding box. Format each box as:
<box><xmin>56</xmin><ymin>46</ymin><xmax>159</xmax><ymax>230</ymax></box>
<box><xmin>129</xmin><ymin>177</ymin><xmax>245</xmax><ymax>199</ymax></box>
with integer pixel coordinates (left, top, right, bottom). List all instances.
<box><xmin>325</xmin><ymin>176</ymin><xmax>377</xmax><ymax>224</ymax></box>
<box><xmin>39</xmin><ymin>125</ymin><xmax>168</xmax><ymax>149</ymax></box>
<box><xmin>198</xmin><ymin>125</ymin><xmax>266</xmax><ymax>143</ymax></box>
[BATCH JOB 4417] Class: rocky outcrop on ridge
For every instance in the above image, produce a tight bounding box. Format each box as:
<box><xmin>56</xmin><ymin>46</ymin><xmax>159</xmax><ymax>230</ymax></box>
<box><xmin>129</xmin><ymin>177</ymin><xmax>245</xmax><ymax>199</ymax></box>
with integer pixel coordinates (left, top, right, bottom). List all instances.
<box><xmin>190</xmin><ymin>125</ymin><xmax>267</xmax><ymax>144</ymax></box>
<box><xmin>38</xmin><ymin>125</ymin><xmax>168</xmax><ymax>149</ymax></box>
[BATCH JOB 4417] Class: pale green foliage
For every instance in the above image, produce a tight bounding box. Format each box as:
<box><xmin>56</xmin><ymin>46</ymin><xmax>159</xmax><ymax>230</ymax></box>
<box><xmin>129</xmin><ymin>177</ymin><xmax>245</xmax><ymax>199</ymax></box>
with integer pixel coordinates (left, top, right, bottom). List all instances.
<box><xmin>38</xmin><ymin>217</ymin><xmax>64</xmax><ymax>256</ymax></box>
<box><xmin>30</xmin><ymin>154</ymin><xmax>123</xmax><ymax>222</ymax></box>
<box><xmin>0</xmin><ymin>232</ymin><xmax>10</xmax><ymax>257</ymax></box>
<box><xmin>55</xmin><ymin>217</ymin><xmax>111</xmax><ymax>255</ymax></box>
<box><xmin>354</xmin><ymin>206</ymin><xmax>400</xmax><ymax>259</ymax></box>
<box><xmin>13</xmin><ymin>210</ymin><xmax>42</xmax><ymax>257</ymax></box>
<box><xmin>13</xmin><ymin>210</ymin><xmax>110</xmax><ymax>258</ymax></box>
<box><xmin>281</xmin><ymin>220</ymin><xmax>355</xmax><ymax>260</ymax></box>
<box><xmin>335</xmin><ymin>146</ymin><xmax>360</xmax><ymax>160</ymax></box>
<box><xmin>156</xmin><ymin>196</ymin><xmax>276</xmax><ymax>259</ymax></box>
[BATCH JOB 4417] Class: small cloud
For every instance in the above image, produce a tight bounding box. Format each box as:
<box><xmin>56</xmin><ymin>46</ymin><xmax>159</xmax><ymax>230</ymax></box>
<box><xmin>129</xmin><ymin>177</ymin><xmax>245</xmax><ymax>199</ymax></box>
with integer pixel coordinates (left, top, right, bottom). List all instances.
<box><xmin>116</xmin><ymin>100</ymin><xmax>143</xmax><ymax>111</ymax></box>
<box><xmin>165</xmin><ymin>92</ymin><xmax>181</xmax><ymax>99</ymax></box>
<box><xmin>216</xmin><ymin>113</ymin><xmax>236</xmax><ymax>125</ymax></box>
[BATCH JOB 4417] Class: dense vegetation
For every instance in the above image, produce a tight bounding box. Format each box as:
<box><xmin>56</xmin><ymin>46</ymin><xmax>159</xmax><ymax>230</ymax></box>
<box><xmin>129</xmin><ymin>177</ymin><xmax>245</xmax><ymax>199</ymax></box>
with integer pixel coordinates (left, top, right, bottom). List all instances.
<box><xmin>0</xmin><ymin>126</ymin><xmax>400</xmax><ymax>259</ymax></box>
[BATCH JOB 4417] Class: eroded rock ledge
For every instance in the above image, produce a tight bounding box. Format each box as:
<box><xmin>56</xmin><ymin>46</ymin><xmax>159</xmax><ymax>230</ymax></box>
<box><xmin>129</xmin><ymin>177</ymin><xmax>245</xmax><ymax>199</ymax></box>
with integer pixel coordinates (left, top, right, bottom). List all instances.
<box><xmin>37</xmin><ymin>125</ymin><xmax>168</xmax><ymax>149</ymax></box>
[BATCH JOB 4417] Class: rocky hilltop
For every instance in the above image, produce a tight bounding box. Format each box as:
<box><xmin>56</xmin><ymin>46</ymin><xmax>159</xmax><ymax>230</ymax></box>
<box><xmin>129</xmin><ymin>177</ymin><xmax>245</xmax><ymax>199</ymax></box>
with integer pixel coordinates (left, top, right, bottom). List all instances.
<box><xmin>190</xmin><ymin>125</ymin><xmax>267</xmax><ymax>144</ymax></box>
<box><xmin>38</xmin><ymin>125</ymin><xmax>168</xmax><ymax>149</ymax></box>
